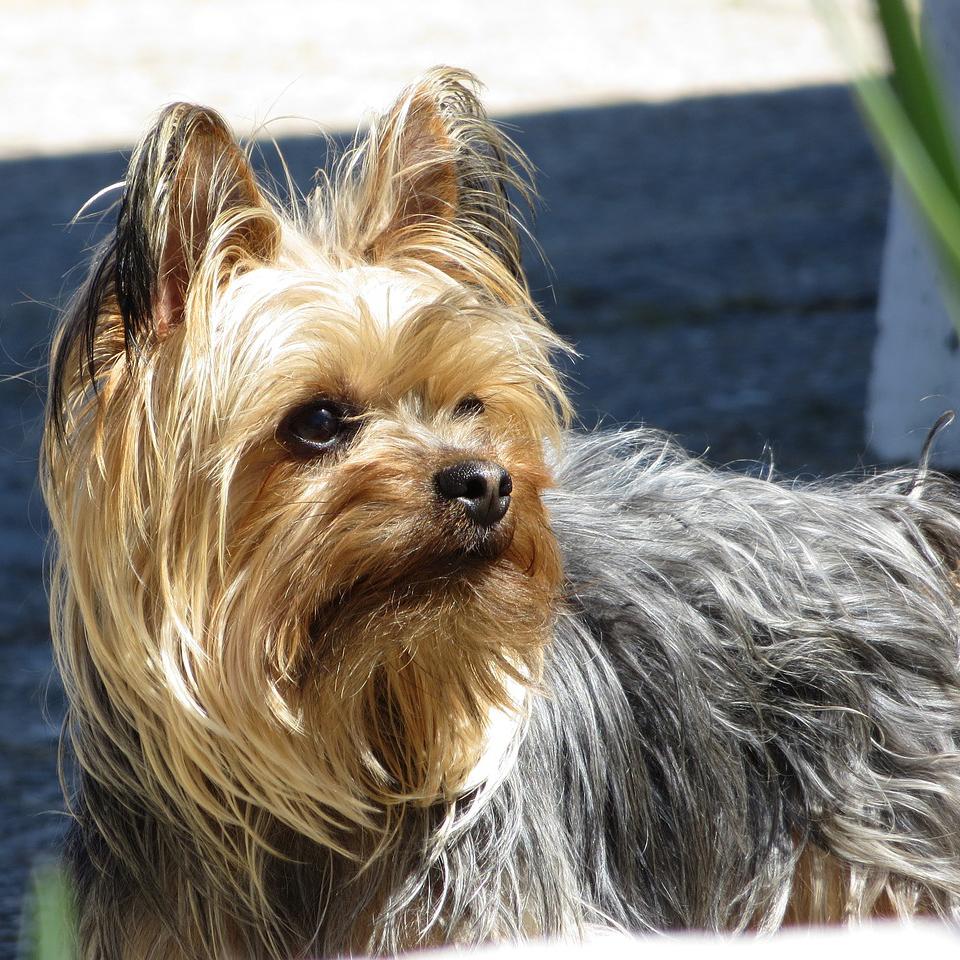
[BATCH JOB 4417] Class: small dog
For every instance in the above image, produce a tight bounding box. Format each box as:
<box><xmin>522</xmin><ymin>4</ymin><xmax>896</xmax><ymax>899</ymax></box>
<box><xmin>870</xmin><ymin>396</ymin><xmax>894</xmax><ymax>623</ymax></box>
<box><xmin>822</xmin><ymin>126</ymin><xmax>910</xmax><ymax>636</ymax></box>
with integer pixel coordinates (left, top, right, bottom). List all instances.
<box><xmin>43</xmin><ymin>68</ymin><xmax>960</xmax><ymax>959</ymax></box>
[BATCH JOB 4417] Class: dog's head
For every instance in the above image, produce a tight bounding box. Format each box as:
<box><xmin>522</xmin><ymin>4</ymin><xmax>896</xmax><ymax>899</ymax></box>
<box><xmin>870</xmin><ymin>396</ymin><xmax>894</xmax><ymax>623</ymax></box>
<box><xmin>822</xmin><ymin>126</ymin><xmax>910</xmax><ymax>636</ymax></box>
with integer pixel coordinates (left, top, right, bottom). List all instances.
<box><xmin>44</xmin><ymin>69</ymin><xmax>569</xmax><ymax>860</ymax></box>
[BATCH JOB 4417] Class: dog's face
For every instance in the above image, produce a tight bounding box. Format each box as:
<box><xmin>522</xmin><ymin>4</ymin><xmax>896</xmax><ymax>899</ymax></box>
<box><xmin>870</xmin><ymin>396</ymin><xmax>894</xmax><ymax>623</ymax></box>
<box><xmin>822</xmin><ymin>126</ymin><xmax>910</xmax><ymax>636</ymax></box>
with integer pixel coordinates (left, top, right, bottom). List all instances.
<box><xmin>45</xmin><ymin>70</ymin><xmax>568</xmax><ymax>857</ymax></box>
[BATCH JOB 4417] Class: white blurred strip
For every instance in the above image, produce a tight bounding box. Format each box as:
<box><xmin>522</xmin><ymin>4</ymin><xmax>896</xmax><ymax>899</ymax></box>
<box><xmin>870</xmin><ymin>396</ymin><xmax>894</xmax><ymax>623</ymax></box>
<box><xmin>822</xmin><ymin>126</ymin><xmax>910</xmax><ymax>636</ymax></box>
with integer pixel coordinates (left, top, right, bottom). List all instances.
<box><xmin>424</xmin><ymin>921</ymin><xmax>957</xmax><ymax>960</ymax></box>
<box><xmin>0</xmin><ymin>0</ymin><xmax>874</xmax><ymax>159</ymax></box>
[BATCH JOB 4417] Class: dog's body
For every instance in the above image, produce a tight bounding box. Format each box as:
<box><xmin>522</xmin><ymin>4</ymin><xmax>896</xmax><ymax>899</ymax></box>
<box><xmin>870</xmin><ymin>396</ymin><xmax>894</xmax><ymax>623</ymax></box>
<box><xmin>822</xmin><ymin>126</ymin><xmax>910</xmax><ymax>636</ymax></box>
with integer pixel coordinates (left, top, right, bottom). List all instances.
<box><xmin>43</xmin><ymin>70</ymin><xmax>960</xmax><ymax>959</ymax></box>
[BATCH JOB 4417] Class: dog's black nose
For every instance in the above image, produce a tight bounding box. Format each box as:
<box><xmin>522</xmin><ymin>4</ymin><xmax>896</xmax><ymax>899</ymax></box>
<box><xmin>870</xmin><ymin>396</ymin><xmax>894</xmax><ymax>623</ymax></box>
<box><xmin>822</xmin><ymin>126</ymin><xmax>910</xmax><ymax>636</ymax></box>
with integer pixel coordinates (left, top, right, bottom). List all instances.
<box><xmin>435</xmin><ymin>460</ymin><xmax>513</xmax><ymax>527</ymax></box>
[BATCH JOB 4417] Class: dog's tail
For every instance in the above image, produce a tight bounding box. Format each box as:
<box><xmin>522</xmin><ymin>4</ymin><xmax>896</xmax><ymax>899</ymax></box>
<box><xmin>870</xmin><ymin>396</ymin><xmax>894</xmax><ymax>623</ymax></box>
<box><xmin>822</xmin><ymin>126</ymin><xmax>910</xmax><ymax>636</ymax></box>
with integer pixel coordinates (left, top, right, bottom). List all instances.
<box><xmin>909</xmin><ymin>410</ymin><xmax>956</xmax><ymax>499</ymax></box>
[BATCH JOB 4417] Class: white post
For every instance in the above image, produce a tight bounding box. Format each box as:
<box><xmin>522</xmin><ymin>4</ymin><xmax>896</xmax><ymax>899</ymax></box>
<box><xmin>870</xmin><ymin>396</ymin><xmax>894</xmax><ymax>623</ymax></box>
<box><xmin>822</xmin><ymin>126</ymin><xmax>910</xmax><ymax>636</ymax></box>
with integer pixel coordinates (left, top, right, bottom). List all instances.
<box><xmin>867</xmin><ymin>0</ymin><xmax>960</xmax><ymax>466</ymax></box>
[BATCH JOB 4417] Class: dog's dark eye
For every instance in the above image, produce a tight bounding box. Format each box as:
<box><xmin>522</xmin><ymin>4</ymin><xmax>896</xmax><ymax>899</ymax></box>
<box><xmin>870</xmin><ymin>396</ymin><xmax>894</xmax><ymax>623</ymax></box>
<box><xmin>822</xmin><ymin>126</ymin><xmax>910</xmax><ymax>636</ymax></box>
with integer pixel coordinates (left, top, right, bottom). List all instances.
<box><xmin>454</xmin><ymin>394</ymin><xmax>485</xmax><ymax>417</ymax></box>
<box><xmin>278</xmin><ymin>399</ymin><xmax>354</xmax><ymax>456</ymax></box>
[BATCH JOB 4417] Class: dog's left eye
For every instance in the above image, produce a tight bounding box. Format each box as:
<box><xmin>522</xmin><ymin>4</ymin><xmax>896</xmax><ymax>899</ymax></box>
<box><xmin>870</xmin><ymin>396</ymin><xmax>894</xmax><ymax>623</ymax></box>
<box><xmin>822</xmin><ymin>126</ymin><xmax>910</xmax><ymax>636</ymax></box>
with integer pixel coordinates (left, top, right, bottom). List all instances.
<box><xmin>278</xmin><ymin>399</ymin><xmax>354</xmax><ymax>456</ymax></box>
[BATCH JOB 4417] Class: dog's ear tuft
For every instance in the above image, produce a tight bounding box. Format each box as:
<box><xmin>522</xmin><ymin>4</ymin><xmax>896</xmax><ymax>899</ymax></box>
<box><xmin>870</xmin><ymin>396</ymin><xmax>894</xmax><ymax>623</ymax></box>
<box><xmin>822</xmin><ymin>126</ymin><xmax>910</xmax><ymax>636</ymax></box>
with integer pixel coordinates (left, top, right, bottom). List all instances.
<box><xmin>337</xmin><ymin>68</ymin><xmax>534</xmax><ymax>302</ymax></box>
<box><xmin>117</xmin><ymin>103</ymin><xmax>279</xmax><ymax>343</ymax></box>
<box><xmin>47</xmin><ymin>105</ymin><xmax>279</xmax><ymax>439</ymax></box>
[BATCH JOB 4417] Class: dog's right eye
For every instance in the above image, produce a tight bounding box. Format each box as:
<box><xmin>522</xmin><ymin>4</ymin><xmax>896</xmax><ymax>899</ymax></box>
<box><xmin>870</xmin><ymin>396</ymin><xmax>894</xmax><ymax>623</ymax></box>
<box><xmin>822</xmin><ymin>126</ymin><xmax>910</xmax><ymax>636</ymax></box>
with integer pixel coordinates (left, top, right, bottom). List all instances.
<box><xmin>454</xmin><ymin>394</ymin><xmax>485</xmax><ymax>418</ymax></box>
<box><xmin>278</xmin><ymin>400</ymin><xmax>353</xmax><ymax>457</ymax></box>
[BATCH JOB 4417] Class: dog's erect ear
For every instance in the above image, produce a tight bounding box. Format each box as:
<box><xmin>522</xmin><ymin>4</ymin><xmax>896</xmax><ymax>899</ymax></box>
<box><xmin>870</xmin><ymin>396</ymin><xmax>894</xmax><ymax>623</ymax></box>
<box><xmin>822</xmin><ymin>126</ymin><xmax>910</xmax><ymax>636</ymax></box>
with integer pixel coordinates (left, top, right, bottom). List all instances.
<box><xmin>117</xmin><ymin>103</ymin><xmax>279</xmax><ymax>343</ymax></box>
<box><xmin>340</xmin><ymin>68</ymin><xmax>533</xmax><ymax>300</ymax></box>
<box><xmin>48</xmin><ymin>105</ymin><xmax>280</xmax><ymax>434</ymax></box>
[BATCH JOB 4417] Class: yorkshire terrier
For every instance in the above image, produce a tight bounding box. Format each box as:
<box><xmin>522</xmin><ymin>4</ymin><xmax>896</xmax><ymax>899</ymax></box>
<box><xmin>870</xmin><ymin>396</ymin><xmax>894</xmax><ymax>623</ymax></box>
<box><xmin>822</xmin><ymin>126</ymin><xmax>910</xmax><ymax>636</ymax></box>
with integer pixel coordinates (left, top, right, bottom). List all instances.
<box><xmin>43</xmin><ymin>68</ymin><xmax>960</xmax><ymax>959</ymax></box>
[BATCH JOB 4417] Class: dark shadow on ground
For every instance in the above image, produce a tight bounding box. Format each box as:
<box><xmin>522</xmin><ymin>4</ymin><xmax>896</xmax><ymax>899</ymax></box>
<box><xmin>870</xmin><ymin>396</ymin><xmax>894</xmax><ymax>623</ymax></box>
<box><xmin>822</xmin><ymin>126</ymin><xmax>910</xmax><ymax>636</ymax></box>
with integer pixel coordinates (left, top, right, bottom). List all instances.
<box><xmin>0</xmin><ymin>82</ymin><xmax>888</xmax><ymax>957</ymax></box>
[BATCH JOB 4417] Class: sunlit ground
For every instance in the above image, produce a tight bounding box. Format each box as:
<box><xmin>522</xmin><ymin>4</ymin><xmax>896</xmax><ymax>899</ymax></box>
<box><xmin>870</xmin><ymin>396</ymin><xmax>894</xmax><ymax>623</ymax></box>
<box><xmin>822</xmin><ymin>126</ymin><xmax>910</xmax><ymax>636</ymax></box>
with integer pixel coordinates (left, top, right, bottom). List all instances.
<box><xmin>0</xmin><ymin>0</ymin><xmax>875</xmax><ymax>159</ymax></box>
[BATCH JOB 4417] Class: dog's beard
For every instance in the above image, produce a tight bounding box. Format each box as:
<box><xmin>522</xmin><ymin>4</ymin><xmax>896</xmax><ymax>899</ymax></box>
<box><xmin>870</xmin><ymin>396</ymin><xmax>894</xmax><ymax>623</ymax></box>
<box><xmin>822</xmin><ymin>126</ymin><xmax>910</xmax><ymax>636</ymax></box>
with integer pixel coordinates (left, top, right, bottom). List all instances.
<box><xmin>291</xmin><ymin>507</ymin><xmax>563</xmax><ymax>828</ymax></box>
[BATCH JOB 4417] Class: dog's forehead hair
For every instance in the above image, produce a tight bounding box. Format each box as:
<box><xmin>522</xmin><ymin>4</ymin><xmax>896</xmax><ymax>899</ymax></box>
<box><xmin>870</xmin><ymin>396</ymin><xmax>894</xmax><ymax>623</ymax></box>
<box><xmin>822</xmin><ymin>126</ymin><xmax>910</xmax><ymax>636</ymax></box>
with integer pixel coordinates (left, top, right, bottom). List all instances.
<box><xmin>219</xmin><ymin>260</ymin><xmax>557</xmax><ymax>426</ymax></box>
<box><xmin>335</xmin><ymin>264</ymin><xmax>447</xmax><ymax>332</ymax></box>
<box><xmin>313</xmin><ymin>263</ymin><xmax>524</xmax><ymax>407</ymax></box>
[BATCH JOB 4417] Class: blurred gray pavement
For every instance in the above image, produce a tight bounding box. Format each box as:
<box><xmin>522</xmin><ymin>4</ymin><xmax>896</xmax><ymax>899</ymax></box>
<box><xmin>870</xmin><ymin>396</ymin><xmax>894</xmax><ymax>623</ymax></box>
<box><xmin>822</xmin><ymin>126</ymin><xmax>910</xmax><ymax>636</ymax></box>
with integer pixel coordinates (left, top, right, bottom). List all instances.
<box><xmin>0</xmin><ymin>83</ymin><xmax>887</xmax><ymax>954</ymax></box>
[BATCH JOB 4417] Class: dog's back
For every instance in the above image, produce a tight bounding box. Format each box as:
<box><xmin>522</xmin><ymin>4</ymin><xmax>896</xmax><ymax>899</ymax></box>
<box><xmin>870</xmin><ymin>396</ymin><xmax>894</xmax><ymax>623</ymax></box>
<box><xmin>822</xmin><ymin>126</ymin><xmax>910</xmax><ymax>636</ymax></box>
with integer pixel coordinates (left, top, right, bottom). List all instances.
<box><xmin>540</xmin><ymin>428</ymin><xmax>960</xmax><ymax>929</ymax></box>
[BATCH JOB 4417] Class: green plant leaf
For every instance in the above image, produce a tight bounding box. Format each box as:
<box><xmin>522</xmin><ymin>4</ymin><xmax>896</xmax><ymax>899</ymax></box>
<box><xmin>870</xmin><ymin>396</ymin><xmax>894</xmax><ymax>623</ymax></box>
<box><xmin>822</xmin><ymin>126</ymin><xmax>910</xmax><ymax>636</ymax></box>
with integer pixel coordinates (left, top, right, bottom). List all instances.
<box><xmin>875</xmin><ymin>0</ymin><xmax>960</xmax><ymax>205</ymax></box>
<box><xmin>818</xmin><ymin>0</ymin><xmax>960</xmax><ymax>334</ymax></box>
<box><xmin>20</xmin><ymin>864</ymin><xmax>75</xmax><ymax>960</ymax></box>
